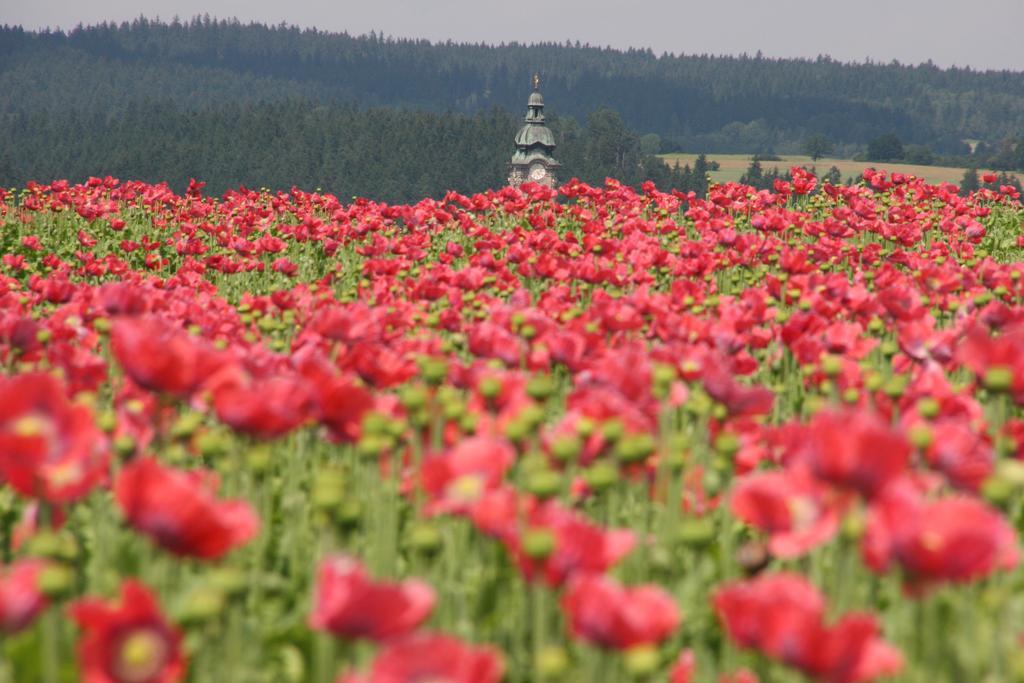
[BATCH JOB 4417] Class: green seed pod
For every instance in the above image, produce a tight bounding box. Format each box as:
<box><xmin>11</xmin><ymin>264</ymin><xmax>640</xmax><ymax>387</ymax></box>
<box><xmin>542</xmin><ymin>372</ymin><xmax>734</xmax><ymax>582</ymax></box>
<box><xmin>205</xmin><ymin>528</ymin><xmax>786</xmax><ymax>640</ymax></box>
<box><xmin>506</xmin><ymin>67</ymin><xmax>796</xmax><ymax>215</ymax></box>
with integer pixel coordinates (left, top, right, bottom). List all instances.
<box><xmin>478</xmin><ymin>376</ymin><xmax>502</xmax><ymax>400</ymax></box>
<box><xmin>917</xmin><ymin>397</ymin><xmax>941</xmax><ymax>419</ymax></box>
<box><xmin>175</xmin><ymin>586</ymin><xmax>226</xmax><ymax>626</ymax></box>
<box><xmin>550</xmin><ymin>434</ymin><xmax>583</xmax><ymax>464</ymax></box>
<box><xmin>584</xmin><ymin>462</ymin><xmax>618</xmax><ymax>493</ymax></box>
<box><xmin>399</xmin><ymin>384</ymin><xmax>429</xmax><ymax>411</ymax></box>
<box><xmin>983</xmin><ymin>366</ymin><xmax>1014</xmax><ymax>393</ymax></box>
<box><xmin>406</xmin><ymin>523</ymin><xmax>443</xmax><ymax>557</ymax></box>
<box><xmin>526</xmin><ymin>374</ymin><xmax>556</xmax><ymax>401</ymax></box>
<box><xmin>208</xmin><ymin>567</ymin><xmax>248</xmax><ymax>599</ymax></box>
<box><xmin>337</xmin><ymin>500</ymin><xmax>363</xmax><ymax>531</ymax></box>
<box><xmin>113</xmin><ymin>435</ymin><xmax>137</xmax><ymax>459</ymax></box>
<box><xmin>312</xmin><ymin>468</ymin><xmax>347</xmax><ymax>510</ymax></box>
<box><xmin>676</xmin><ymin>518</ymin><xmax>715</xmax><ymax>548</ymax></box>
<box><xmin>170</xmin><ymin>412</ymin><xmax>205</xmax><ymax>440</ymax></box>
<box><xmin>714</xmin><ymin>432</ymin><xmax>740</xmax><ymax>458</ymax></box>
<box><xmin>820</xmin><ymin>354</ymin><xmax>842</xmax><ymax>378</ymax></box>
<box><xmin>908</xmin><ymin>424</ymin><xmax>934</xmax><ymax>450</ymax></box>
<box><xmin>522</xmin><ymin>528</ymin><xmax>557</xmax><ymax>560</ymax></box>
<box><xmin>418</xmin><ymin>357</ymin><xmax>448</xmax><ymax>386</ymax></box>
<box><xmin>525</xmin><ymin>469</ymin><xmax>562</xmax><ymax>500</ymax></box>
<box><xmin>623</xmin><ymin>645</ymin><xmax>660</xmax><ymax>678</ymax></box>
<box><xmin>37</xmin><ymin>564</ymin><xmax>76</xmax><ymax>600</ymax></box>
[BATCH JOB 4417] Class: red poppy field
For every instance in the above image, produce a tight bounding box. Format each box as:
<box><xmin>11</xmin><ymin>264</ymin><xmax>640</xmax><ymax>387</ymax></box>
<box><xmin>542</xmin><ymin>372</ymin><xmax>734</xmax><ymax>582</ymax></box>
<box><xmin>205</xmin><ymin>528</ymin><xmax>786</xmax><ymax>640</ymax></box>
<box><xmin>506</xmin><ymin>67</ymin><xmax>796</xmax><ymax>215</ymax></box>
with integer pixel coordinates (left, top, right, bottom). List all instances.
<box><xmin>1</xmin><ymin>170</ymin><xmax>1024</xmax><ymax>682</ymax></box>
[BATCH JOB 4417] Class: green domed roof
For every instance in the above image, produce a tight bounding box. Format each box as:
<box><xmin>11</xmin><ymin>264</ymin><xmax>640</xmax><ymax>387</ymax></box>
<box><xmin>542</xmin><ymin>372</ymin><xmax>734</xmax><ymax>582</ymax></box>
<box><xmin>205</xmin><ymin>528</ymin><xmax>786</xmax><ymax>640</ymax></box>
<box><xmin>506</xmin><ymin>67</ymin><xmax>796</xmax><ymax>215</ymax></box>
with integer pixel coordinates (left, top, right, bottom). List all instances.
<box><xmin>515</xmin><ymin>123</ymin><xmax>555</xmax><ymax>148</ymax></box>
<box><xmin>528</xmin><ymin>91</ymin><xmax>544</xmax><ymax>107</ymax></box>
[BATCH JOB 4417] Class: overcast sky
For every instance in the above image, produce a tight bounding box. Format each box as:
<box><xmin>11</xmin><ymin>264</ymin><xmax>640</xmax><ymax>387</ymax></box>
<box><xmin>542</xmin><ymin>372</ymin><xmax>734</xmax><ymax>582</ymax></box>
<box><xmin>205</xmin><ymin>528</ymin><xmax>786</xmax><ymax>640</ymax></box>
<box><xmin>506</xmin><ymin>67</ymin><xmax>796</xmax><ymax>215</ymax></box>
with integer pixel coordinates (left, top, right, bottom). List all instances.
<box><xmin>4</xmin><ymin>0</ymin><xmax>1023</xmax><ymax>72</ymax></box>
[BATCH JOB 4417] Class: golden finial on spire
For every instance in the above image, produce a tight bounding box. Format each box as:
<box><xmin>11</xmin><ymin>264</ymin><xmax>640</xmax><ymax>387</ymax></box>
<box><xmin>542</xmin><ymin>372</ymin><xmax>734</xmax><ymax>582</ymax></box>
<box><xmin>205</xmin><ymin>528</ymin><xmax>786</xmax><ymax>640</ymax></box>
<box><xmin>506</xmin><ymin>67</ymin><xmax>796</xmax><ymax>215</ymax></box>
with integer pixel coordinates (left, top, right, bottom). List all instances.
<box><xmin>532</xmin><ymin>72</ymin><xmax>540</xmax><ymax>91</ymax></box>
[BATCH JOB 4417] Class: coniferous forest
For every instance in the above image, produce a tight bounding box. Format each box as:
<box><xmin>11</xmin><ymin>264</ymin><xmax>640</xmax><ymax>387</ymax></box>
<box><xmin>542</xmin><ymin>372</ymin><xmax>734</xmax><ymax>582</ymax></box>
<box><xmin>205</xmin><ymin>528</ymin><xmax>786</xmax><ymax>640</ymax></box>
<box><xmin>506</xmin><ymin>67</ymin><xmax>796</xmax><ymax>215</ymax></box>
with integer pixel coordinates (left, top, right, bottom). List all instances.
<box><xmin>4</xmin><ymin>17</ymin><xmax>1024</xmax><ymax>199</ymax></box>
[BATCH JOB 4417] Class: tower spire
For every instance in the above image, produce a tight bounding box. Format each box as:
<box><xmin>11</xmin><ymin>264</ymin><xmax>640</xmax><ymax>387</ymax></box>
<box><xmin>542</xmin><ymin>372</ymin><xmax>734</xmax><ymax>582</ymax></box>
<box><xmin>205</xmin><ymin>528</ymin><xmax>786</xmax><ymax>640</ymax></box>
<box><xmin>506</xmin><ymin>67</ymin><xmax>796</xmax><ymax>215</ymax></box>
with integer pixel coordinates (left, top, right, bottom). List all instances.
<box><xmin>508</xmin><ymin>73</ymin><xmax>559</xmax><ymax>188</ymax></box>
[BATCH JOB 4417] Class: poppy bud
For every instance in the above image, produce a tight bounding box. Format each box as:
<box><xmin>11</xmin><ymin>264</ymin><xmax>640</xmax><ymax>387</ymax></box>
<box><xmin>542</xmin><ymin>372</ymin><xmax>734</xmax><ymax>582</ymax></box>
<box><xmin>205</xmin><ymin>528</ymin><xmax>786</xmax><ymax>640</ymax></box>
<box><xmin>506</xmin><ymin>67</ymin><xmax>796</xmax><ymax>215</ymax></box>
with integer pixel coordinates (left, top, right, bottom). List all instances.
<box><xmin>917</xmin><ymin>397</ymin><xmax>940</xmax><ymax>419</ymax></box>
<box><xmin>585</xmin><ymin>462</ymin><xmax>618</xmax><ymax>493</ymax></box>
<box><xmin>623</xmin><ymin>645</ymin><xmax>660</xmax><ymax>677</ymax></box>
<box><xmin>25</xmin><ymin>530</ymin><xmax>63</xmax><ymax>560</ymax></box>
<box><xmin>882</xmin><ymin>375</ymin><xmax>907</xmax><ymax>399</ymax></box>
<box><xmin>534</xmin><ymin>646</ymin><xmax>569</xmax><ymax>679</ymax></box>
<box><xmin>399</xmin><ymin>385</ymin><xmax>429</xmax><ymax>411</ymax></box>
<box><xmin>170</xmin><ymin>411</ymin><xmax>204</xmax><ymax>440</ymax></box>
<box><xmin>441</xmin><ymin>399</ymin><xmax>464</xmax><ymax>421</ymax></box>
<box><xmin>195</xmin><ymin>430</ymin><xmax>231</xmax><ymax>459</ymax></box>
<box><xmin>337</xmin><ymin>500</ymin><xmax>363</xmax><ymax>530</ymax></box>
<box><xmin>35</xmin><ymin>329</ymin><xmax>52</xmax><ymax>345</ymax></box>
<box><xmin>841</xmin><ymin>388</ymin><xmax>860</xmax><ymax>404</ymax></box>
<box><xmin>277</xmin><ymin>645</ymin><xmax>306</xmax><ymax>683</ymax></box>
<box><xmin>714</xmin><ymin>432</ymin><xmax>740</xmax><ymax>457</ymax></box>
<box><xmin>983</xmin><ymin>366</ymin><xmax>1014</xmax><ymax>393</ymax></box>
<box><xmin>677</xmin><ymin>518</ymin><xmax>715</xmax><ymax>548</ymax></box>
<box><xmin>246</xmin><ymin>445</ymin><xmax>272</xmax><ymax>475</ymax></box>
<box><xmin>208</xmin><ymin>568</ymin><xmax>248</xmax><ymax>599</ymax></box>
<box><xmin>577</xmin><ymin>417</ymin><xmax>596</xmax><ymax>438</ymax></box>
<box><xmin>406</xmin><ymin>523</ymin><xmax>443</xmax><ymax>557</ymax></box>
<box><xmin>702</xmin><ymin>469</ymin><xmax>725</xmax><ymax>496</ymax></box>
<box><xmin>908</xmin><ymin>424</ymin><xmax>933</xmax><ymax>450</ymax></box>
<box><xmin>97</xmin><ymin>410</ymin><xmax>117</xmax><ymax>433</ymax></box>
<box><xmin>981</xmin><ymin>476</ymin><xmax>1014</xmax><ymax>508</ymax></box>
<box><xmin>478</xmin><ymin>376</ymin><xmax>502</xmax><ymax>400</ymax></box>
<box><xmin>525</xmin><ymin>469</ymin><xmax>562</xmax><ymax>500</ymax></box>
<box><xmin>602</xmin><ymin>418</ymin><xmax>626</xmax><ymax>443</ymax></box>
<box><xmin>526</xmin><ymin>374</ymin><xmax>555</xmax><ymax>401</ymax></box>
<box><xmin>879</xmin><ymin>340</ymin><xmax>899</xmax><ymax>357</ymax></box>
<box><xmin>113</xmin><ymin>434</ymin><xmax>136</xmax><ymax>459</ymax></box>
<box><xmin>842</xmin><ymin>509</ymin><xmax>866</xmax><ymax>541</ymax></box>
<box><xmin>312</xmin><ymin>468</ymin><xmax>347</xmax><ymax>510</ymax></box>
<box><xmin>522</xmin><ymin>529</ymin><xmax>556</xmax><ymax>560</ymax></box>
<box><xmin>418</xmin><ymin>357</ymin><xmax>448</xmax><ymax>385</ymax></box>
<box><xmin>550</xmin><ymin>434</ymin><xmax>582</xmax><ymax>463</ymax></box>
<box><xmin>176</xmin><ymin>586</ymin><xmax>226</xmax><ymax>626</ymax></box>
<box><xmin>521</xmin><ymin>405</ymin><xmax>546</xmax><ymax>431</ymax></box>
<box><xmin>820</xmin><ymin>354</ymin><xmax>842</xmax><ymax>377</ymax></box>
<box><xmin>616</xmin><ymin>434</ymin><xmax>656</xmax><ymax>464</ymax></box>
<box><xmin>37</xmin><ymin>563</ymin><xmax>76</xmax><ymax>600</ymax></box>
<box><xmin>504</xmin><ymin>418</ymin><xmax>530</xmax><ymax>443</ymax></box>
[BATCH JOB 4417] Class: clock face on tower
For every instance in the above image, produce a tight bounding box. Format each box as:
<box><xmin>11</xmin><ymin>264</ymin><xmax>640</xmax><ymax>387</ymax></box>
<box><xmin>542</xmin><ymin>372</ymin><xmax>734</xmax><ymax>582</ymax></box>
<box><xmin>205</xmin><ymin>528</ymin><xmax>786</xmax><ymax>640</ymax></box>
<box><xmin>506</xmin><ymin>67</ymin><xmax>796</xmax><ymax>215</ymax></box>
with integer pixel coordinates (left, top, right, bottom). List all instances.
<box><xmin>529</xmin><ymin>164</ymin><xmax>548</xmax><ymax>182</ymax></box>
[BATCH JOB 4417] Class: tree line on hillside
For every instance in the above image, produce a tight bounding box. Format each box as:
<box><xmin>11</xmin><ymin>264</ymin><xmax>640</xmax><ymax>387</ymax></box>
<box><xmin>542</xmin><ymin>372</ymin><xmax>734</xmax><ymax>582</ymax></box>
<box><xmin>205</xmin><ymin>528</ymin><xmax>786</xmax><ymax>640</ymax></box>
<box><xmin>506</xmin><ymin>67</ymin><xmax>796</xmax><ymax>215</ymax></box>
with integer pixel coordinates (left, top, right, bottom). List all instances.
<box><xmin>0</xmin><ymin>101</ymin><xmax>699</xmax><ymax>201</ymax></box>
<box><xmin>3</xmin><ymin>18</ymin><xmax>1024</xmax><ymax>155</ymax></box>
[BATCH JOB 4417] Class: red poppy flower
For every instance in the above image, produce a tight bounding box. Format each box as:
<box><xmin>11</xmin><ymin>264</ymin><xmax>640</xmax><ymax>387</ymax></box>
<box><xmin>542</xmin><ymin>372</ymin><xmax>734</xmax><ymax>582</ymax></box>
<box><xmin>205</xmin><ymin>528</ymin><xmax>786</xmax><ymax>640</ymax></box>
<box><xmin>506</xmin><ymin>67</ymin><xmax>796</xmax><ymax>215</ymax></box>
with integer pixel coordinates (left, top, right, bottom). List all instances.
<box><xmin>339</xmin><ymin>633</ymin><xmax>504</xmax><ymax>683</ymax></box>
<box><xmin>702</xmin><ymin>360</ymin><xmax>774</xmax><ymax>418</ymax></box>
<box><xmin>508</xmin><ymin>501</ymin><xmax>635</xmax><ymax>586</ymax></box>
<box><xmin>0</xmin><ymin>559</ymin><xmax>50</xmax><ymax>634</ymax></box>
<box><xmin>790</xmin><ymin>411</ymin><xmax>910</xmax><ymax>499</ymax></box>
<box><xmin>314</xmin><ymin>375</ymin><xmax>374</xmax><ymax>443</ymax></box>
<box><xmin>730</xmin><ymin>465</ymin><xmax>846</xmax><ymax>558</ymax></box>
<box><xmin>69</xmin><ymin>580</ymin><xmax>185</xmax><ymax>683</ymax></box>
<box><xmin>714</xmin><ymin>573</ymin><xmax>902</xmax><ymax>683</ymax></box>
<box><xmin>561</xmin><ymin>574</ymin><xmax>680</xmax><ymax>649</ymax></box>
<box><xmin>110</xmin><ymin>317</ymin><xmax>226</xmax><ymax>398</ymax></box>
<box><xmin>212</xmin><ymin>374</ymin><xmax>315</xmax><ymax>439</ymax></box>
<box><xmin>669</xmin><ymin>650</ymin><xmax>696</xmax><ymax>683</ymax></box>
<box><xmin>923</xmin><ymin>419</ymin><xmax>993</xmax><ymax>492</ymax></box>
<box><xmin>309</xmin><ymin>556</ymin><xmax>435</xmax><ymax>642</ymax></box>
<box><xmin>419</xmin><ymin>436</ymin><xmax>516</xmax><ymax>514</ymax></box>
<box><xmin>114</xmin><ymin>457</ymin><xmax>259</xmax><ymax>560</ymax></box>
<box><xmin>862</xmin><ymin>480</ymin><xmax>1018</xmax><ymax>588</ymax></box>
<box><xmin>0</xmin><ymin>372</ymin><xmax>109</xmax><ymax>503</ymax></box>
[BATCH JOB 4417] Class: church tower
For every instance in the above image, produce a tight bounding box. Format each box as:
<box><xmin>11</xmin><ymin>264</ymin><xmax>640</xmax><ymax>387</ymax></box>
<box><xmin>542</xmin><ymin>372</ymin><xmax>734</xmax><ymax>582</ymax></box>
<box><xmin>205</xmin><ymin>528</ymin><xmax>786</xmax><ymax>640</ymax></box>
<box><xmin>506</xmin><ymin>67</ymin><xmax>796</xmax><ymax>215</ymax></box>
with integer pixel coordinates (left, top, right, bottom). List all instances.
<box><xmin>508</xmin><ymin>74</ymin><xmax>560</xmax><ymax>188</ymax></box>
